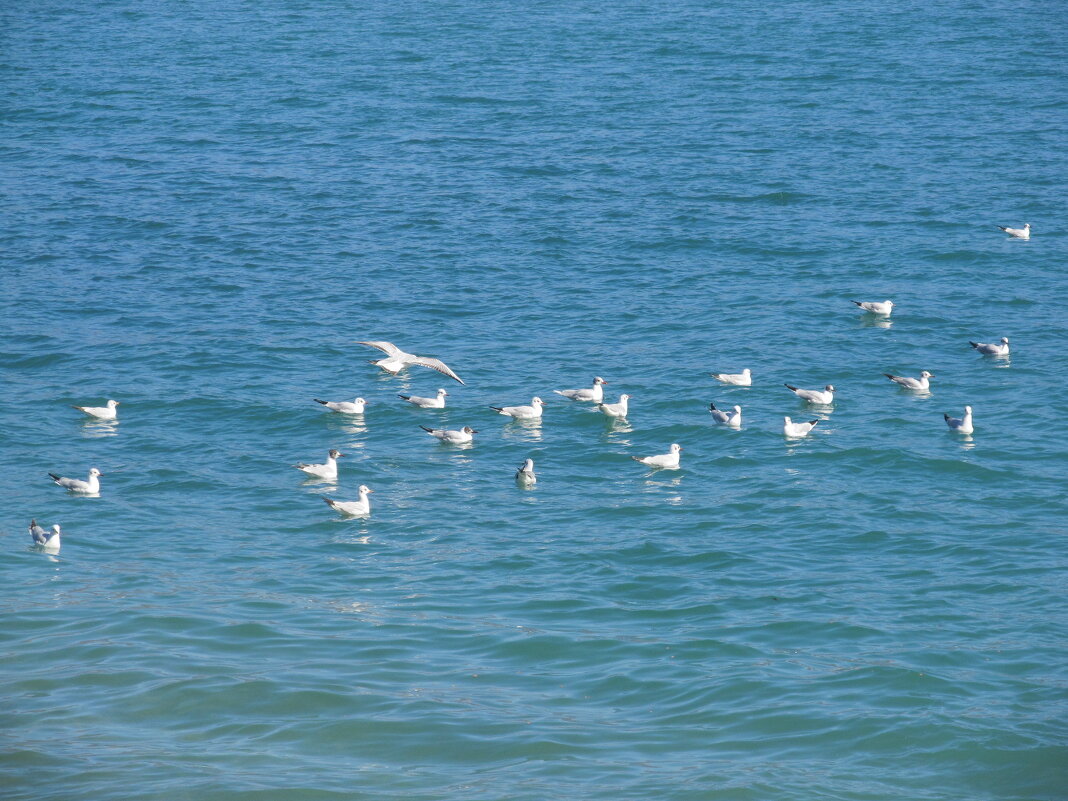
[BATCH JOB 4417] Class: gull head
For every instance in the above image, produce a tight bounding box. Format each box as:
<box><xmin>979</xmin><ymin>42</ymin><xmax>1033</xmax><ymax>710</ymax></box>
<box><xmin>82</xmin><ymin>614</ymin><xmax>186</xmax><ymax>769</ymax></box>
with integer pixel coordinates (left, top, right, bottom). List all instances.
<box><xmin>107</xmin><ymin>400</ymin><xmax>120</xmax><ymax>407</ymax></box>
<box><xmin>437</xmin><ymin>389</ymin><xmax>448</xmax><ymax>396</ymax></box>
<box><xmin>742</xmin><ymin>368</ymin><xmax>751</xmax><ymax>376</ymax></box>
<box><xmin>89</xmin><ymin>468</ymin><xmax>102</xmax><ymax>477</ymax></box>
<box><xmin>328</xmin><ymin>449</ymin><xmax>345</xmax><ymax>459</ymax></box>
<box><xmin>354</xmin><ymin>397</ymin><xmax>367</xmax><ymax>404</ymax></box>
<box><xmin>964</xmin><ymin>405</ymin><xmax>972</xmax><ymax>414</ymax></box>
<box><xmin>52</xmin><ymin>524</ymin><xmax>62</xmax><ymax>534</ymax></box>
<box><xmin>358</xmin><ymin>485</ymin><xmax>374</xmax><ymax>495</ymax></box>
<box><xmin>733</xmin><ymin>405</ymin><xmax>741</xmax><ymax>413</ymax></box>
<box><xmin>594</xmin><ymin>376</ymin><xmax>607</xmax><ymax>385</ymax></box>
<box><xmin>920</xmin><ymin>371</ymin><xmax>934</xmax><ymax>378</ymax></box>
<box><xmin>784</xmin><ymin>416</ymin><xmax>793</xmax><ymax>424</ymax></box>
<box><xmin>462</xmin><ymin>426</ymin><xmax>478</xmax><ymax>434</ymax></box>
<box><xmin>532</xmin><ymin>397</ymin><xmax>544</xmax><ymax>406</ymax></box>
<box><xmin>825</xmin><ymin>385</ymin><xmax>835</xmax><ymax>392</ymax></box>
<box><xmin>670</xmin><ymin>443</ymin><xmax>682</xmax><ymax>453</ymax></box>
<box><xmin>521</xmin><ymin>458</ymin><xmax>534</xmax><ymax>470</ymax></box>
<box><xmin>619</xmin><ymin>394</ymin><xmax>631</xmax><ymax>400</ymax></box>
<box><xmin>885</xmin><ymin>300</ymin><xmax>894</xmax><ymax>307</ymax></box>
<box><xmin>1001</xmin><ymin>337</ymin><xmax>1009</xmax><ymax>344</ymax></box>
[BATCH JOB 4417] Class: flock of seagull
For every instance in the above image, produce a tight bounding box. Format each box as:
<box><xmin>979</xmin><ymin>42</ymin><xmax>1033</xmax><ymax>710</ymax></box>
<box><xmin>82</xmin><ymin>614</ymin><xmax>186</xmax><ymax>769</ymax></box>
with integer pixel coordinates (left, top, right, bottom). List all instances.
<box><xmin>26</xmin><ymin>223</ymin><xmax>1031</xmax><ymax>551</ymax></box>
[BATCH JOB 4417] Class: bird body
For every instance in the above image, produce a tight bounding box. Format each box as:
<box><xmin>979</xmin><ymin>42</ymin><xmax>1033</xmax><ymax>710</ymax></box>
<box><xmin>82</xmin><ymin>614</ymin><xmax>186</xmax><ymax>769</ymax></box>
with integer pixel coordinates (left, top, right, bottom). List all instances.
<box><xmin>515</xmin><ymin>458</ymin><xmax>537</xmax><ymax>486</ymax></box>
<box><xmin>490</xmin><ymin>397</ymin><xmax>544</xmax><ymax>419</ymax></box>
<box><xmin>998</xmin><ymin>223</ymin><xmax>1030</xmax><ymax>239</ymax></box>
<box><xmin>49</xmin><ymin>468</ymin><xmax>102</xmax><ymax>494</ymax></box>
<box><xmin>785</xmin><ymin>384</ymin><xmax>835</xmax><ymax>404</ymax></box>
<box><xmin>324</xmin><ymin>486</ymin><xmax>373</xmax><ymax>516</ymax></box>
<box><xmin>632</xmin><ymin>443</ymin><xmax>682</xmax><ymax>469</ymax></box>
<box><xmin>399</xmin><ymin>388</ymin><xmax>448</xmax><ymax>409</ymax></box>
<box><xmin>783</xmin><ymin>417</ymin><xmax>819</xmax><ymax>438</ymax></box>
<box><xmin>884</xmin><ymin>370</ymin><xmax>934</xmax><ymax>391</ymax></box>
<box><xmin>357</xmin><ymin>341</ymin><xmax>464</xmax><ymax>384</ymax></box>
<box><xmin>852</xmin><ymin>300</ymin><xmax>894</xmax><ymax>315</ymax></box>
<box><xmin>944</xmin><ymin>406</ymin><xmax>974</xmax><ymax>434</ymax></box>
<box><xmin>710</xmin><ymin>369</ymin><xmax>751</xmax><ymax>386</ymax></box>
<box><xmin>597</xmin><ymin>394</ymin><xmax>630</xmax><ymax>418</ymax></box>
<box><xmin>421</xmin><ymin>425</ymin><xmax>477</xmax><ymax>444</ymax></box>
<box><xmin>29</xmin><ymin>520</ymin><xmax>61</xmax><ymax>552</ymax></box>
<box><xmin>295</xmin><ymin>449</ymin><xmax>343</xmax><ymax>479</ymax></box>
<box><xmin>554</xmin><ymin>376</ymin><xmax>607</xmax><ymax>402</ymax></box>
<box><xmin>73</xmin><ymin>400</ymin><xmax>119</xmax><ymax>420</ymax></box>
<box><xmin>315</xmin><ymin>397</ymin><xmax>367</xmax><ymax>414</ymax></box>
<box><xmin>709</xmin><ymin>402</ymin><xmax>742</xmax><ymax>427</ymax></box>
<box><xmin>970</xmin><ymin>337</ymin><xmax>1010</xmax><ymax>357</ymax></box>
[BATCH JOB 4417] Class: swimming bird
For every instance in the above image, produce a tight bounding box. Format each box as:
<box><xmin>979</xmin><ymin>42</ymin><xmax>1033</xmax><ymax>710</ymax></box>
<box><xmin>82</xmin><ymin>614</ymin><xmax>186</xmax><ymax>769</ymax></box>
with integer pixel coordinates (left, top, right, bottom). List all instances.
<box><xmin>294</xmin><ymin>449</ymin><xmax>343</xmax><ymax>479</ymax></box>
<box><xmin>48</xmin><ymin>467</ymin><xmax>102</xmax><ymax>494</ymax></box>
<box><xmin>710</xmin><ymin>368</ymin><xmax>751</xmax><ymax>386</ymax></box>
<box><xmin>315</xmin><ymin>397</ymin><xmax>367</xmax><ymax>414</ymax></box>
<box><xmin>632</xmin><ymin>443</ymin><xmax>682</xmax><ymax>469</ymax></box>
<box><xmin>29</xmin><ymin>520</ymin><xmax>61</xmax><ymax>552</ymax></box>
<box><xmin>420</xmin><ymin>425</ymin><xmax>477</xmax><ymax>444</ymax></box>
<box><xmin>785</xmin><ymin>384</ymin><xmax>835</xmax><ymax>404</ymax></box>
<box><xmin>970</xmin><ymin>337</ymin><xmax>1010</xmax><ymax>357</ymax></box>
<box><xmin>852</xmin><ymin>300</ymin><xmax>894</xmax><ymax>315</ymax></box>
<box><xmin>399</xmin><ymin>388</ymin><xmax>448</xmax><ymax>409</ymax></box>
<box><xmin>356</xmin><ymin>341</ymin><xmax>464</xmax><ymax>384</ymax></box>
<box><xmin>323</xmin><ymin>486</ymin><xmax>373</xmax><ymax>517</ymax></box>
<box><xmin>515</xmin><ymin>458</ymin><xmax>536</xmax><ymax>486</ymax></box>
<box><xmin>998</xmin><ymin>223</ymin><xmax>1030</xmax><ymax>239</ymax></box>
<box><xmin>597</xmin><ymin>394</ymin><xmax>630</xmax><ymax>418</ymax></box>
<box><xmin>73</xmin><ymin>400</ymin><xmax>119</xmax><ymax>420</ymax></box>
<box><xmin>490</xmin><ymin>397</ymin><xmax>544</xmax><ymax>419</ymax></box>
<box><xmin>884</xmin><ymin>370</ymin><xmax>934</xmax><ymax>391</ymax></box>
<box><xmin>554</xmin><ymin>376</ymin><xmax>607</xmax><ymax>402</ymax></box>
<box><xmin>709</xmin><ymin>402</ymin><xmax>742</xmax><ymax>427</ymax></box>
<box><xmin>944</xmin><ymin>406</ymin><xmax>974</xmax><ymax>434</ymax></box>
<box><xmin>783</xmin><ymin>417</ymin><xmax>819</xmax><ymax>438</ymax></box>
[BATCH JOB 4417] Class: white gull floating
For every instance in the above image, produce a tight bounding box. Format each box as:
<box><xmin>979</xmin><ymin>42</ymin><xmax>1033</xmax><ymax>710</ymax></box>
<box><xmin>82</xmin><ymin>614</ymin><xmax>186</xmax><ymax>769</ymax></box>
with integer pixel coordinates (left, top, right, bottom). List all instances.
<box><xmin>632</xmin><ymin>443</ymin><xmax>682</xmax><ymax>469</ymax></box>
<box><xmin>324</xmin><ymin>486</ymin><xmax>374</xmax><ymax>517</ymax></box>
<box><xmin>970</xmin><ymin>337</ymin><xmax>1010</xmax><ymax>357</ymax></box>
<box><xmin>73</xmin><ymin>400</ymin><xmax>119</xmax><ymax>420</ymax></box>
<box><xmin>783</xmin><ymin>417</ymin><xmax>819</xmax><ymax>438</ymax></box>
<box><xmin>884</xmin><ymin>370</ymin><xmax>934</xmax><ymax>391</ymax></box>
<box><xmin>30</xmin><ymin>520</ymin><xmax>61</xmax><ymax>552</ymax></box>
<box><xmin>852</xmin><ymin>300</ymin><xmax>894</xmax><ymax>315</ymax></box>
<box><xmin>944</xmin><ymin>406</ymin><xmax>974</xmax><ymax>433</ymax></box>
<box><xmin>710</xmin><ymin>368</ymin><xmax>751</xmax><ymax>386</ymax></box>
<box><xmin>48</xmin><ymin>467</ymin><xmax>102</xmax><ymax>494</ymax></box>
<box><xmin>785</xmin><ymin>384</ymin><xmax>835</xmax><ymax>404</ymax></box>
<box><xmin>998</xmin><ymin>223</ymin><xmax>1030</xmax><ymax>239</ymax></box>
<box><xmin>420</xmin><ymin>425</ymin><xmax>477</xmax><ymax>444</ymax></box>
<box><xmin>490</xmin><ymin>397</ymin><xmax>544</xmax><ymax>419</ymax></box>
<box><xmin>709</xmin><ymin>402</ymin><xmax>742</xmax><ymax>427</ymax></box>
<box><xmin>515</xmin><ymin>458</ymin><xmax>537</xmax><ymax>486</ymax></box>
<box><xmin>294</xmin><ymin>449</ymin><xmax>343</xmax><ymax>479</ymax></box>
<box><xmin>399</xmin><ymin>388</ymin><xmax>448</xmax><ymax>409</ymax></box>
<box><xmin>315</xmin><ymin>397</ymin><xmax>367</xmax><ymax>414</ymax></box>
<box><xmin>554</xmin><ymin>376</ymin><xmax>607</xmax><ymax>402</ymax></box>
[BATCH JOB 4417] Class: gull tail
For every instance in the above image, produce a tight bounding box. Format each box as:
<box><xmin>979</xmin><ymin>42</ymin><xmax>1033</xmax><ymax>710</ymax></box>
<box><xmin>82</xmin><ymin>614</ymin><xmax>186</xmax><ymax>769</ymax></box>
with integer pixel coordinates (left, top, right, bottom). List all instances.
<box><xmin>709</xmin><ymin>402</ymin><xmax>718</xmax><ymax>411</ymax></box>
<box><xmin>851</xmin><ymin>301</ymin><xmax>863</xmax><ymax>307</ymax></box>
<box><xmin>630</xmin><ymin>456</ymin><xmax>644</xmax><ymax>462</ymax></box>
<box><xmin>489</xmin><ymin>406</ymin><xmax>504</xmax><ymax>412</ymax></box>
<box><xmin>969</xmin><ymin>341</ymin><xmax>980</xmax><ymax>349</ymax></box>
<box><xmin>809</xmin><ymin>420</ymin><xmax>819</xmax><ymax>427</ymax></box>
<box><xmin>785</xmin><ymin>384</ymin><xmax>798</xmax><ymax>392</ymax></box>
<box><xmin>883</xmin><ymin>374</ymin><xmax>896</xmax><ymax>381</ymax></box>
<box><xmin>943</xmin><ymin>413</ymin><xmax>951</xmax><ymax>421</ymax></box>
<box><xmin>997</xmin><ymin>226</ymin><xmax>1009</xmax><ymax>232</ymax></box>
<box><xmin>314</xmin><ymin>399</ymin><xmax>329</xmax><ymax>405</ymax></box>
<box><xmin>419</xmin><ymin>425</ymin><xmax>434</xmax><ymax>433</ymax></box>
<box><xmin>48</xmin><ymin>473</ymin><xmax>61</xmax><ymax>482</ymax></box>
<box><xmin>323</xmin><ymin>497</ymin><xmax>339</xmax><ymax>509</ymax></box>
<box><xmin>552</xmin><ymin>390</ymin><xmax>567</xmax><ymax>397</ymax></box>
<box><xmin>398</xmin><ymin>395</ymin><xmax>410</xmax><ymax>400</ymax></box>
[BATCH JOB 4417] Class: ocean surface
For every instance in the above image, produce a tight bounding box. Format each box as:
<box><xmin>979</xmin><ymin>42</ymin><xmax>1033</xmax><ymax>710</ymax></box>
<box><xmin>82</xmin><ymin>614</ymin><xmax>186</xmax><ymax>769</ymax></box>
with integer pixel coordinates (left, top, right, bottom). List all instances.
<box><xmin>1</xmin><ymin>1</ymin><xmax>1066</xmax><ymax>799</ymax></box>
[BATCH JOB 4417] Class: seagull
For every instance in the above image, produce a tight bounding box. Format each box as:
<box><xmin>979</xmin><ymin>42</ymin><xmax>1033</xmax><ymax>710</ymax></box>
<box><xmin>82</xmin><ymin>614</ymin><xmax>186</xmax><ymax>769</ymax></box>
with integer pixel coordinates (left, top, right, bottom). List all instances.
<box><xmin>783</xmin><ymin>416</ymin><xmax>819</xmax><ymax>438</ymax></box>
<box><xmin>710</xmin><ymin>368</ymin><xmax>751</xmax><ymax>386</ymax></box>
<box><xmin>323</xmin><ymin>486</ymin><xmax>373</xmax><ymax>517</ymax></box>
<box><xmin>490</xmin><ymin>397</ymin><xmax>544</xmax><ymax>419</ymax></box>
<box><xmin>554</xmin><ymin>376</ymin><xmax>607</xmax><ymax>402</ymax></box>
<box><xmin>48</xmin><ymin>467</ymin><xmax>102</xmax><ymax>494</ymax></box>
<box><xmin>515</xmin><ymin>458</ymin><xmax>536</xmax><ymax>486</ymax></box>
<box><xmin>709</xmin><ymin>402</ymin><xmax>742</xmax><ymax>427</ymax></box>
<box><xmin>420</xmin><ymin>425</ymin><xmax>477</xmax><ymax>444</ymax></box>
<box><xmin>315</xmin><ymin>397</ymin><xmax>367</xmax><ymax>414</ymax></box>
<box><xmin>852</xmin><ymin>300</ymin><xmax>894</xmax><ymax>315</ymax></box>
<box><xmin>356</xmin><ymin>341</ymin><xmax>464</xmax><ymax>384</ymax></box>
<box><xmin>944</xmin><ymin>406</ymin><xmax>974</xmax><ymax>434</ymax></box>
<box><xmin>73</xmin><ymin>400</ymin><xmax>119</xmax><ymax>420</ymax></box>
<box><xmin>970</xmin><ymin>337</ymin><xmax>1010</xmax><ymax>357</ymax></box>
<box><xmin>884</xmin><ymin>370</ymin><xmax>934</xmax><ymax>391</ymax></box>
<box><xmin>632</xmin><ymin>443</ymin><xmax>682</xmax><ymax>469</ymax></box>
<box><xmin>294</xmin><ymin>449</ymin><xmax>343</xmax><ymax>479</ymax></box>
<box><xmin>785</xmin><ymin>384</ymin><xmax>835</xmax><ymax>404</ymax></box>
<box><xmin>998</xmin><ymin>223</ymin><xmax>1030</xmax><ymax>240</ymax></box>
<box><xmin>29</xmin><ymin>520</ymin><xmax>61</xmax><ymax>552</ymax></box>
<box><xmin>399</xmin><ymin>388</ymin><xmax>448</xmax><ymax>409</ymax></box>
<box><xmin>597</xmin><ymin>394</ymin><xmax>630</xmax><ymax>418</ymax></box>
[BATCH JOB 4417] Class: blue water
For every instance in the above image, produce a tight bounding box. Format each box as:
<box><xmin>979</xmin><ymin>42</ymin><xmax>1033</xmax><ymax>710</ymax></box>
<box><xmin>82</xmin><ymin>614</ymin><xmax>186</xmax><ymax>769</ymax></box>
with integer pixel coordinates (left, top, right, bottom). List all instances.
<box><xmin>2</xmin><ymin>1</ymin><xmax>1066</xmax><ymax>799</ymax></box>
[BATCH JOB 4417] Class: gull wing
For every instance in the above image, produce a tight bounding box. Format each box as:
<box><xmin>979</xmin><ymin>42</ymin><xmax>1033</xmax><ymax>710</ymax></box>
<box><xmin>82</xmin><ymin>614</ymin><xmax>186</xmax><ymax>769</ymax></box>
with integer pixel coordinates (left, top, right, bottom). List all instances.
<box><xmin>410</xmin><ymin>356</ymin><xmax>465</xmax><ymax>385</ymax></box>
<box><xmin>356</xmin><ymin>340</ymin><xmax>405</xmax><ymax>357</ymax></box>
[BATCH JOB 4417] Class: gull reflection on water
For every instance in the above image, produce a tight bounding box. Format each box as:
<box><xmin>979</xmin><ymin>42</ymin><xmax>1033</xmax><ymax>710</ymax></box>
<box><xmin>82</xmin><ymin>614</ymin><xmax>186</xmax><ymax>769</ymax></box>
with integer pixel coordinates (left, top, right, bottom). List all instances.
<box><xmin>81</xmin><ymin>420</ymin><xmax>119</xmax><ymax>438</ymax></box>
<box><xmin>501</xmin><ymin>417</ymin><xmax>543</xmax><ymax>443</ymax></box>
<box><xmin>859</xmin><ymin>316</ymin><xmax>893</xmax><ymax>329</ymax></box>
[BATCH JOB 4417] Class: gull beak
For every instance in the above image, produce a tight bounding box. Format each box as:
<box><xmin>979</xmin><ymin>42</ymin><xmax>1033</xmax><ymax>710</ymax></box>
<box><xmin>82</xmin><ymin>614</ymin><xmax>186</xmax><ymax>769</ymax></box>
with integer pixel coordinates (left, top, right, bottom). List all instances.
<box><xmin>471</xmin><ymin>430</ymin><xmax>480</xmax><ymax>434</ymax></box>
<box><xmin>367</xmin><ymin>488</ymin><xmax>374</xmax><ymax>494</ymax></box>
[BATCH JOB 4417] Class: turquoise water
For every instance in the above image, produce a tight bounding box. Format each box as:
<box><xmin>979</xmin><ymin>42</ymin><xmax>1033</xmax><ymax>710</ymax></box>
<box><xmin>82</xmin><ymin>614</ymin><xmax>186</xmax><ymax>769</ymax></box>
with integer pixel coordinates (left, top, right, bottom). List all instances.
<box><xmin>2</xmin><ymin>1</ymin><xmax>1066</xmax><ymax>799</ymax></box>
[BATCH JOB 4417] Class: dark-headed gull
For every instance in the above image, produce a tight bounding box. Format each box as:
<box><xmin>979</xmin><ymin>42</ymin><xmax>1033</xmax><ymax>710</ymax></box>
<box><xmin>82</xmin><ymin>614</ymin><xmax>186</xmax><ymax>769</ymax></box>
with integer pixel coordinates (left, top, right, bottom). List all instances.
<box><xmin>399</xmin><ymin>388</ymin><xmax>448</xmax><ymax>409</ymax></box>
<box><xmin>554</xmin><ymin>376</ymin><xmax>607</xmax><ymax>402</ymax></box>
<box><xmin>315</xmin><ymin>397</ymin><xmax>367</xmax><ymax>414</ymax></box>
<box><xmin>998</xmin><ymin>223</ymin><xmax>1030</xmax><ymax>240</ymax></box>
<box><xmin>597</xmin><ymin>394</ymin><xmax>630</xmax><ymax>418</ymax></box>
<box><xmin>73</xmin><ymin>400</ymin><xmax>119</xmax><ymax>420</ymax></box>
<box><xmin>884</xmin><ymin>371</ymin><xmax>934</xmax><ymax>391</ymax></box>
<box><xmin>632</xmin><ymin>443</ymin><xmax>682</xmax><ymax>469</ymax></box>
<box><xmin>294</xmin><ymin>449</ymin><xmax>343</xmax><ymax>479</ymax></box>
<box><xmin>944</xmin><ymin>406</ymin><xmax>974</xmax><ymax>434</ymax></box>
<box><xmin>710</xmin><ymin>368</ymin><xmax>751</xmax><ymax>386</ymax></box>
<box><xmin>970</xmin><ymin>337</ymin><xmax>1010</xmax><ymax>357</ymax></box>
<box><xmin>421</xmin><ymin>425</ymin><xmax>477</xmax><ymax>444</ymax></box>
<box><xmin>852</xmin><ymin>300</ymin><xmax>894</xmax><ymax>315</ymax></box>
<box><xmin>356</xmin><ymin>341</ymin><xmax>464</xmax><ymax>384</ymax></box>
<box><xmin>490</xmin><ymin>397</ymin><xmax>544</xmax><ymax>419</ymax></box>
<box><xmin>515</xmin><ymin>458</ymin><xmax>536</xmax><ymax>486</ymax></box>
<box><xmin>783</xmin><ymin>417</ymin><xmax>819</xmax><ymax>438</ymax></box>
<box><xmin>785</xmin><ymin>384</ymin><xmax>835</xmax><ymax>404</ymax></box>
<box><xmin>30</xmin><ymin>520</ymin><xmax>61</xmax><ymax>552</ymax></box>
<box><xmin>324</xmin><ymin>486</ymin><xmax>373</xmax><ymax>517</ymax></box>
<box><xmin>49</xmin><ymin>467</ymin><xmax>102</xmax><ymax>494</ymax></box>
<box><xmin>709</xmin><ymin>402</ymin><xmax>742</xmax><ymax>427</ymax></box>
